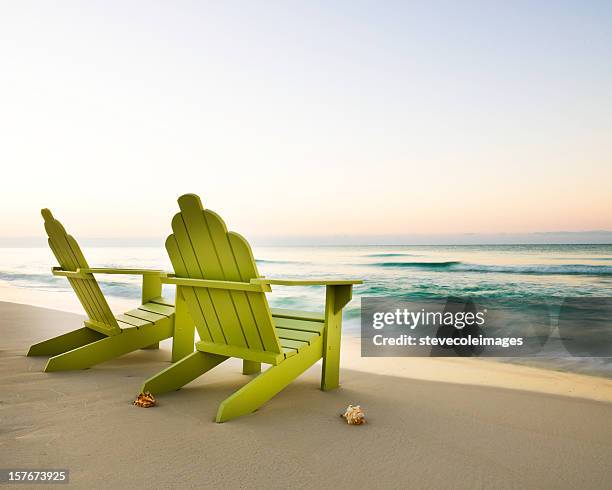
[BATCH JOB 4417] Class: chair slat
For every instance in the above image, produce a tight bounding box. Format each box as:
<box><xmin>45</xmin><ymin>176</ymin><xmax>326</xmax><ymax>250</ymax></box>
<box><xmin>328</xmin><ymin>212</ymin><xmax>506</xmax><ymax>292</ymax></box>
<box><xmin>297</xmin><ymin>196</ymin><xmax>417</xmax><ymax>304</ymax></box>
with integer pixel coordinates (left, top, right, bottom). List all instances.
<box><xmin>271</xmin><ymin>308</ymin><xmax>325</xmax><ymax>323</ymax></box>
<box><xmin>139</xmin><ymin>302</ymin><xmax>175</xmax><ymax>317</ymax></box>
<box><xmin>115</xmin><ymin>314</ymin><xmax>152</xmax><ymax>328</ymax></box>
<box><xmin>125</xmin><ymin>309</ymin><xmax>166</xmax><ymax>323</ymax></box>
<box><xmin>274</xmin><ymin>317</ymin><xmax>325</xmax><ymax>334</ymax></box>
<box><xmin>275</xmin><ymin>327</ymin><xmax>319</xmax><ymax>344</ymax></box>
<box><xmin>283</xmin><ymin>347</ymin><xmax>298</xmax><ymax>358</ymax></box>
<box><xmin>279</xmin><ymin>338</ymin><xmax>309</xmax><ymax>352</ymax></box>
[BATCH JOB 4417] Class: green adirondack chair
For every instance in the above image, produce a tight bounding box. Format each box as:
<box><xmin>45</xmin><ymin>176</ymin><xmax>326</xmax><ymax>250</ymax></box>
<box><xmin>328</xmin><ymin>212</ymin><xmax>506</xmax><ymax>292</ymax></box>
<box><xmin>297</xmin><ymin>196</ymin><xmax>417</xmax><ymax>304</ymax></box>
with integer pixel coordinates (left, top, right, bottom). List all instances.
<box><xmin>141</xmin><ymin>194</ymin><xmax>362</xmax><ymax>422</ymax></box>
<box><xmin>27</xmin><ymin>209</ymin><xmax>195</xmax><ymax>371</ymax></box>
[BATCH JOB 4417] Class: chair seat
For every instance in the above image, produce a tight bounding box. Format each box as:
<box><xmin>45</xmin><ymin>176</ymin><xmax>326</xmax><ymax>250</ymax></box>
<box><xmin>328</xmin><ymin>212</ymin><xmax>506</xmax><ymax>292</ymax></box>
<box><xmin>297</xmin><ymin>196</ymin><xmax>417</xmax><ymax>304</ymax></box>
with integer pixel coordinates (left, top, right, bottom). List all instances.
<box><xmin>273</xmin><ymin>315</ymin><xmax>324</xmax><ymax>357</ymax></box>
<box><xmin>115</xmin><ymin>298</ymin><xmax>176</xmax><ymax>330</ymax></box>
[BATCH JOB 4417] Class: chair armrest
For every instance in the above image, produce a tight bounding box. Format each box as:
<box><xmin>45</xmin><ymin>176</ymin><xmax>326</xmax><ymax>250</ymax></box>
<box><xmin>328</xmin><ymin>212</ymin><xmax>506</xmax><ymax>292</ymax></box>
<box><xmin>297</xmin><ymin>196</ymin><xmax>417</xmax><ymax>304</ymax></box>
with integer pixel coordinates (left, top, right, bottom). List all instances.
<box><xmin>51</xmin><ymin>267</ymin><xmax>88</xmax><ymax>279</ymax></box>
<box><xmin>52</xmin><ymin>267</ymin><xmax>166</xmax><ymax>304</ymax></box>
<box><xmin>161</xmin><ymin>276</ymin><xmax>272</xmax><ymax>293</ymax></box>
<box><xmin>52</xmin><ymin>267</ymin><xmax>166</xmax><ymax>278</ymax></box>
<box><xmin>250</xmin><ymin>278</ymin><xmax>363</xmax><ymax>286</ymax></box>
<box><xmin>76</xmin><ymin>268</ymin><xmax>167</xmax><ymax>276</ymax></box>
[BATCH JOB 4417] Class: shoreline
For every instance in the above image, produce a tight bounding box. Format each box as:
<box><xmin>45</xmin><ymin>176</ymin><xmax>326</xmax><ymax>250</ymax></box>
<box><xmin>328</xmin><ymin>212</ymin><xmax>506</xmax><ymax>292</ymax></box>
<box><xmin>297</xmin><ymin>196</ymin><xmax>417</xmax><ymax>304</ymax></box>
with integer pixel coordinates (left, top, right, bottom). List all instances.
<box><xmin>342</xmin><ymin>335</ymin><xmax>612</xmax><ymax>404</ymax></box>
<box><xmin>2</xmin><ymin>287</ymin><xmax>611</xmax><ymax>385</ymax></box>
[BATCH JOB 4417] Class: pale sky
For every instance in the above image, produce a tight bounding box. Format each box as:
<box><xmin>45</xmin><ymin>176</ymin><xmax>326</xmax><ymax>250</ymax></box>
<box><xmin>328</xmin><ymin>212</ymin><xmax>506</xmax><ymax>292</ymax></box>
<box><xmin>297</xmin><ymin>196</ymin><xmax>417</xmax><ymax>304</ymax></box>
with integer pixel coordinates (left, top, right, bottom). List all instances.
<box><xmin>1</xmin><ymin>1</ymin><xmax>611</xmax><ymax>244</ymax></box>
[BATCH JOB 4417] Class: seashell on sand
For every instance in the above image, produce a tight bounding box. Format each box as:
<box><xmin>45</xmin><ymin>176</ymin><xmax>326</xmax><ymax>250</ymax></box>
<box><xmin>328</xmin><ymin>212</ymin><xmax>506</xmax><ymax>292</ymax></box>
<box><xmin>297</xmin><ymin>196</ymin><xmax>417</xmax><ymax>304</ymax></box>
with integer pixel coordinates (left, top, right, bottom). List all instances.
<box><xmin>133</xmin><ymin>392</ymin><xmax>156</xmax><ymax>408</ymax></box>
<box><xmin>341</xmin><ymin>404</ymin><xmax>366</xmax><ymax>425</ymax></box>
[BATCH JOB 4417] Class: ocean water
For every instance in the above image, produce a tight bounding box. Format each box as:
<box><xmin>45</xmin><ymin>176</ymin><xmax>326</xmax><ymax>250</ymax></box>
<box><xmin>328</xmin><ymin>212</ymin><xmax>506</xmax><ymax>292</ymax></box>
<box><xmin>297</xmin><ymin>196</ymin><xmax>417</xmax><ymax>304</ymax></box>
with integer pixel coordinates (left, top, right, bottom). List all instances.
<box><xmin>1</xmin><ymin>244</ymin><xmax>611</xmax><ymax>376</ymax></box>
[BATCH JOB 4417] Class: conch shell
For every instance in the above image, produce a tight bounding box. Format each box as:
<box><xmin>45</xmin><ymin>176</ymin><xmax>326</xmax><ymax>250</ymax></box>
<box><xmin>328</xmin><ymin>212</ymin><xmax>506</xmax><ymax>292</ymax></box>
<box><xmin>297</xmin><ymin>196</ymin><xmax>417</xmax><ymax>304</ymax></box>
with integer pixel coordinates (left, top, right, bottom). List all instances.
<box><xmin>341</xmin><ymin>404</ymin><xmax>366</xmax><ymax>425</ymax></box>
<box><xmin>133</xmin><ymin>392</ymin><xmax>156</xmax><ymax>408</ymax></box>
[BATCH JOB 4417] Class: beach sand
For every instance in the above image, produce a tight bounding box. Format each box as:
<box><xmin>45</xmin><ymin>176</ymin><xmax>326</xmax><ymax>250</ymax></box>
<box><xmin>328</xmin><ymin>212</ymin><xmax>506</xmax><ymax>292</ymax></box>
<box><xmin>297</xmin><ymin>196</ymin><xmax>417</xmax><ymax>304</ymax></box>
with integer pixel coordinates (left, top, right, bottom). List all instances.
<box><xmin>1</xmin><ymin>301</ymin><xmax>611</xmax><ymax>489</ymax></box>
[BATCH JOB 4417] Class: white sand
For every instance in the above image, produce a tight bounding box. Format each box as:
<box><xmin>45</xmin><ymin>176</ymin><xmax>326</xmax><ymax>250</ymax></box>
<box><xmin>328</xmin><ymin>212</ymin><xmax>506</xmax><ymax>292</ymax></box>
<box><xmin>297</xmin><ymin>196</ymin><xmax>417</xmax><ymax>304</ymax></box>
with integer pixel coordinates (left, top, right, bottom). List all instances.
<box><xmin>1</xmin><ymin>301</ymin><xmax>611</xmax><ymax>489</ymax></box>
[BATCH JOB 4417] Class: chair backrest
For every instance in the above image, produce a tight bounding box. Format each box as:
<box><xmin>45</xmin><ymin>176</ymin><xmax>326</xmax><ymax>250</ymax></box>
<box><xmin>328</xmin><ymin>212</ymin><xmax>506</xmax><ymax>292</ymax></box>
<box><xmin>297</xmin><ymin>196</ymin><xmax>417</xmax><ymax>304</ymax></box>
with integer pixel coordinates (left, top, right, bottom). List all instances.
<box><xmin>166</xmin><ymin>194</ymin><xmax>281</xmax><ymax>354</ymax></box>
<box><xmin>42</xmin><ymin>209</ymin><xmax>118</xmax><ymax>330</ymax></box>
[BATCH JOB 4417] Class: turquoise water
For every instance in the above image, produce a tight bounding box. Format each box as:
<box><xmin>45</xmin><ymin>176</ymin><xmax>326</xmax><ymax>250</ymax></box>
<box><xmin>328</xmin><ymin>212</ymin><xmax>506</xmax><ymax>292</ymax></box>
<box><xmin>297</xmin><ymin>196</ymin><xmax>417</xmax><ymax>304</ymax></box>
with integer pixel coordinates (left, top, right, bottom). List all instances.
<box><xmin>1</xmin><ymin>244</ymin><xmax>611</xmax><ymax>316</ymax></box>
<box><xmin>1</xmin><ymin>244</ymin><xmax>611</xmax><ymax>376</ymax></box>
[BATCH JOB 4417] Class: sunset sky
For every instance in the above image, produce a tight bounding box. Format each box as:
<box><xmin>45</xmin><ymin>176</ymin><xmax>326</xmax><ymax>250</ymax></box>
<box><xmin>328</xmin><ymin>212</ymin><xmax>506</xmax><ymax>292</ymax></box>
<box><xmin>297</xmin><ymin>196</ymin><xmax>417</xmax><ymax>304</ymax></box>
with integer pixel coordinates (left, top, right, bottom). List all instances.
<box><xmin>1</xmin><ymin>1</ymin><xmax>611</xmax><ymax>244</ymax></box>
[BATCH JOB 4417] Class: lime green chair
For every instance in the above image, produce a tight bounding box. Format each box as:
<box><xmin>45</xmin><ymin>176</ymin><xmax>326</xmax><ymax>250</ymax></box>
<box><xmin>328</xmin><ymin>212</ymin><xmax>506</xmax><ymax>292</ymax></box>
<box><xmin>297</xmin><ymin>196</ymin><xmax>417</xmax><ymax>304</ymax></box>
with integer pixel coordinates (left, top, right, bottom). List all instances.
<box><xmin>141</xmin><ymin>194</ymin><xmax>362</xmax><ymax>422</ymax></box>
<box><xmin>27</xmin><ymin>209</ymin><xmax>195</xmax><ymax>371</ymax></box>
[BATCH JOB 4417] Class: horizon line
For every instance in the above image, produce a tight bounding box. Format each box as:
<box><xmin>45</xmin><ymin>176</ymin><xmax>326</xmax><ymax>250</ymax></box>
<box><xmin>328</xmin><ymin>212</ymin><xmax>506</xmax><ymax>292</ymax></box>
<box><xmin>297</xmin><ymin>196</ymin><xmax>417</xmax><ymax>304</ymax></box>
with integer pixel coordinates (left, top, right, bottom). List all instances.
<box><xmin>1</xmin><ymin>232</ymin><xmax>612</xmax><ymax>248</ymax></box>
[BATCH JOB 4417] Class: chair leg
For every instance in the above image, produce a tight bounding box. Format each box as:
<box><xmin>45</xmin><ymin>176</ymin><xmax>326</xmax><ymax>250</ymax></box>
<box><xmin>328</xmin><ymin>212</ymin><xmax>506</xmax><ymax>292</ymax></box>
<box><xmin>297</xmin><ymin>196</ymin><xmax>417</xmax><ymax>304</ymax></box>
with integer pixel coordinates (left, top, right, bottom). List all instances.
<box><xmin>141</xmin><ymin>351</ymin><xmax>227</xmax><ymax>394</ymax></box>
<box><xmin>216</xmin><ymin>337</ymin><xmax>323</xmax><ymax>423</ymax></box>
<box><xmin>242</xmin><ymin>360</ymin><xmax>261</xmax><ymax>375</ymax></box>
<box><xmin>44</xmin><ymin>324</ymin><xmax>173</xmax><ymax>372</ymax></box>
<box><xmin>171</xmin><ymin>288</ymin><xmax>196</xmax><ymax>362</ymax></box>
<box><xmin>321</xmin><ymin>285</ymin><xmax>351</xmax><ymax>391</ymax></box>
<box><xmin>27</xmin><ymin>327</ymin><xmax>105</xmax><ymax>357</ymax></box>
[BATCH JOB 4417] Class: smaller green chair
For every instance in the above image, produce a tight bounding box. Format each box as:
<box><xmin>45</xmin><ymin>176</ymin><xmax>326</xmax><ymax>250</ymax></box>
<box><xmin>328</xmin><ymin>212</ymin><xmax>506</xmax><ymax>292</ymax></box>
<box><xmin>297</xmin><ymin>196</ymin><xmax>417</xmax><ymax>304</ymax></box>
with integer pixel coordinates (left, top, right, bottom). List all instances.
<box><xmin>27</xmin><ymin>209</ymin><xmax>195</xmax><ymax>371</ymax></box>
<box><xmin>141</xmin><ymin>194</ymin><xmax>362</xmax><ymax>422</ymax></box>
